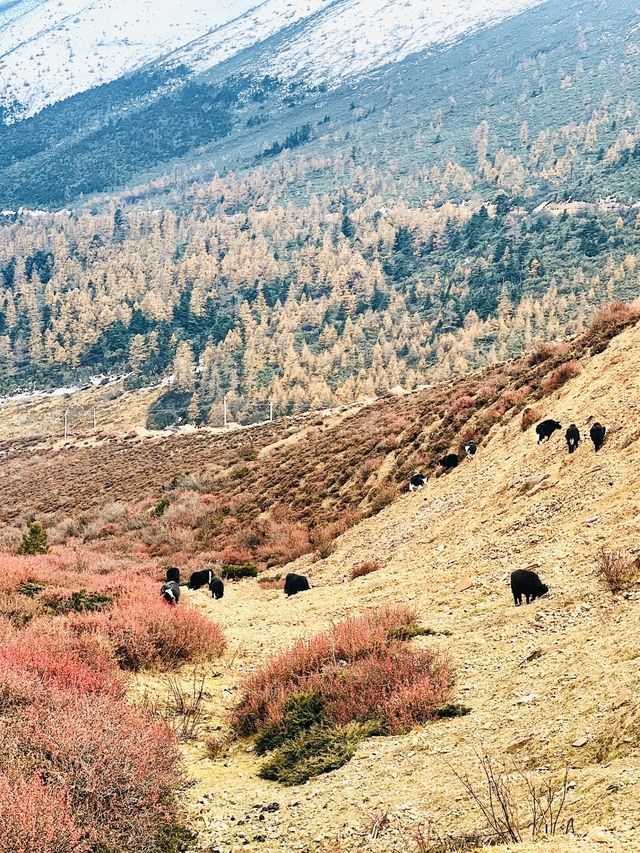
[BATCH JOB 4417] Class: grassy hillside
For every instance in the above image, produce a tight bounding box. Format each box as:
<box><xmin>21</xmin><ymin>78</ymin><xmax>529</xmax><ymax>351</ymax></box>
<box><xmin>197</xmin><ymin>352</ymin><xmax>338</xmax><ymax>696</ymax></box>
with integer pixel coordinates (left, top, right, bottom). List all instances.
<box><xmin>166</xmin><ymin>309</ymin><xmax>640</xmax><ymax>852</ymax></box>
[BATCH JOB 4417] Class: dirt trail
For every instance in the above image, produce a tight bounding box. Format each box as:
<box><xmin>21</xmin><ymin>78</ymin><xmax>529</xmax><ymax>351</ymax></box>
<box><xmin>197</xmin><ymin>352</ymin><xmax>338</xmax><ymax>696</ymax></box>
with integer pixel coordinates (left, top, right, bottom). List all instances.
<box><xmin>139</xmin><ymin>325</ymin><xmax>640</xmax><ymax>852</ymax></box>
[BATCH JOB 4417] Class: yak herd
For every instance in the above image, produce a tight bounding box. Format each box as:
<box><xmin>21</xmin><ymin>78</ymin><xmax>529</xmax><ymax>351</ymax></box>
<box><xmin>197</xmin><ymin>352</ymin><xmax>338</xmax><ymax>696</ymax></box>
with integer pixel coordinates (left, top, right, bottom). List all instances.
<box><xmin>160</xmin><ymin>416</ymin><xmax>607</xmax><ymax>610</ymax></box>
<box><xmin>408</xmin><ymin>416</ymin><xmax>607</xmax><ymax>606</ymax></box>
<box><xmin>160</xmin><ymin>566</ymin><xmax>311</xmax><ymax>605</ymax></box>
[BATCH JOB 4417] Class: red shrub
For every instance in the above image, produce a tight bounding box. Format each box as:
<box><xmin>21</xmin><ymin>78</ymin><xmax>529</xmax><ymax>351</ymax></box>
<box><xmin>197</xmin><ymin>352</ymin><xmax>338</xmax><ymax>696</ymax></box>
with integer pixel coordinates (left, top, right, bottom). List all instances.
<box><xmin>521</xmin><ymin>405</ymin><xmax>543</xmax><ymax>432</ymax></box>
<box><xmin>232</xmin><ymin>606</ymin><xmax>419</xmax><ymax>735</ymax></box>
<box><xmin>2</xmin><ymin>690</ymin><xmax>180</xmax><ymax>853</ymax></box>
<box><xmin>311</xmin><ymin>645</ymin><xmax>450</xmax><ymax>733</ymax></box>
<box><xmin>0</xmin><ymin>774</ymin><xmax>86</xmax><ymax>853</ymax></box>
<box><xmin>588</xmin><ymin>300</ymin><xmax>640</xmax><ymax>336</ymax></box>
<box><xmin>0</xmin><ymin>620</ymin><xmax>124</xmax><ymax>697</ymax></box>
<box><xmin>350</xmin><ymin>561</ymin><xmax>383</xmax><ymax>580</ymax></box>
<box><xmin>73</xmin><ymin>591</ymin><xmax>226</xmax><ymax>671</ymax></box>
<box><xmin>540</xmin><ymin>360</ymin><xmax>580</xmax><ymax>394</ymax></box>
<box><xmin>254</xmin><ymin>517</ymin><xmax>311</xmax><ymax>566</ymax></box>
<box><xmin>528</xmin><ymin>341</ymin><xmax>571</xmax><ymax>365</ymax></box>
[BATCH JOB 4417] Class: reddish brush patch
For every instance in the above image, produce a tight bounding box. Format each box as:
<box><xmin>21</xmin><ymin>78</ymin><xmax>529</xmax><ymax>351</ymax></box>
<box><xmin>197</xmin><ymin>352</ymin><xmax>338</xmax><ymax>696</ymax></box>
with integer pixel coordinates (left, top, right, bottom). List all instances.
<box><xmin>540</xmin><ymin>360</ymin><xmax>580</xmax><ymax>394</ymax></box>
<box><xmin>232</xmin><ymin>606</ymin><xmax>449</xmax><ymax>737</ymax></box>
<box><xmin>72</xmin><ymin>590</ymin><xmax>226</xmax><ymax>671</ymax></box>
<box><xmin>521</xmin><ymin>406</ymin><xmax>544</xmax><ymax>432</ymax></box>
<box><xmin>1</xmin><ymin>688</ymin><xmax>180</xmax><ymax>853</ymax></box>
<box><xmin>350</xmin><ymin>561</ymin><xmax>383</xmax><ymax>580</ymax></box>
<box><xmin>0</xmin><ymin>774</ymin><xmax>86</xmax><ymax>853</ymax></box>
<box><xmin>597</xmin><ymin>549</ymin><xmax>640</xmax><ymax>593</ymax></box>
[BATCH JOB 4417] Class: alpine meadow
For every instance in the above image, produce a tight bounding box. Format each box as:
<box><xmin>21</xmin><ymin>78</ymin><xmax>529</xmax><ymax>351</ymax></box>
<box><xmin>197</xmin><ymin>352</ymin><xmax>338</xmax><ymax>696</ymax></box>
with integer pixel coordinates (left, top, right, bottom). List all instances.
<box><xmin>2</xmin><ymin>0</ymin><xmax>640</xmax><ymax>851</ymax></box>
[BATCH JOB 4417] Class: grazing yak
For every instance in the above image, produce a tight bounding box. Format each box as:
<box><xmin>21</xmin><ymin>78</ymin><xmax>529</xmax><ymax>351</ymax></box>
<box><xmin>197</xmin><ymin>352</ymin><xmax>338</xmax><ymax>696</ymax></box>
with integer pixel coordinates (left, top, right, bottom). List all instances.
<box><xmin>409</xmin><ymin>474</ymin><xmax>427</xmax><ymax>492</ymax></box>
<box><xmin>284</xmin><ymin>573</ymin><xmax>310</xmax><ymax>597</ymax></box>
<box><xmin>536</xmin><ymin>419</ymin><xmax>562</xmax><ymax>444</ymax></box>
<box><xmin>210</xmin><ymin>575</ymin><xmax>224</xmax><ymax>600</ymax></box>
<box><xmin>590</xmin><ymin>422</ymin><xmax>606</xmax><ymax>452</ymax></box>
<box><xmin>161</xmin><ymin>580</ymin><xmax>180</xmax><ymax>606</ymax></box>
<box><xmin>188</xmin><ymin>568</ymin><xmax>213</xmax><ymax>590</ymax></box>
<box><xmin>510</xmin><ymin>569</ymin><xmax>549</xmax><ymax>606</ymax></box>
<box><xmin>165</xmin><ymin>566</ymin><xmax>180</xmax><ymax>583</ymax></box>
<box><xmin>565</xmin><ymin>424</ymin><xmax>580</xmax><ymax>454</ymax></box>
<box><xmin>440</xmin><ymin>453</ymin><xmax>459</xmax><ymax>470</ymax></box>
<box><xmin>464</xmin><ymin>441</ymin><xmax>477</xmax><ymax>459</ymax></box>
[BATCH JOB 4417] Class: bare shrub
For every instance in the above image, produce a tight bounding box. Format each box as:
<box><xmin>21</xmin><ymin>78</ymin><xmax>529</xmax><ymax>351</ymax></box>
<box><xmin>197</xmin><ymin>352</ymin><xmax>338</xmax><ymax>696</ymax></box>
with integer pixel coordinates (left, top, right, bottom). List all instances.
<box><xmin>161</xmin><ymin>672</ymin><xmax>208</xmax><ymax>739</ymax></box>
<box><xmin>350</xmin><ymin>561</ymin><xmax>383</xmax><ymax>580</ymax></box>
<box><xmin>597</xmin><ymin>549</ymin><xmax>640</xmax><ymax>593</ymax></box>
<box><xmin>452</xmin><ymin>751</ymin><xmax>573</xmax><ymax>843</ymax></box>
<box><xmin>204</xmin><ymin>733</ymin><xmax>226</xmax><ymax>759</ymax></box>
<box><xmin>368</xmin><ymin>483</ymin><xmax>398</xmax><ymax>515</ymax></box>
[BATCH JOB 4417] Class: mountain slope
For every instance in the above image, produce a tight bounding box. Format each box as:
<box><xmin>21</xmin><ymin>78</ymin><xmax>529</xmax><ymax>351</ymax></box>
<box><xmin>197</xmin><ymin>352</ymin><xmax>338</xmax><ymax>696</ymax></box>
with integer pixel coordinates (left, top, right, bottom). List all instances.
<box><xmin>0</xmin><ymin>0</ymin><xmax>255</xmax><ymax>120</ymax></box>
<box><xmin>0</xmin><ymin>0</ymin><xmax>546</xmax><ymax>121</ymax></box>
<box><xmin>161</xmin><ymin>318</ymin><xmax>640</xmax><ymax>851</ymax></box>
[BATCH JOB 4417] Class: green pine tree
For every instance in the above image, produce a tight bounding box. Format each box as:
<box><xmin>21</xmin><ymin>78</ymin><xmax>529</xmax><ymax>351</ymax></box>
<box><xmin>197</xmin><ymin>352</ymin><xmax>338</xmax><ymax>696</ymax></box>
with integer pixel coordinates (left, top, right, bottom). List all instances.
<box><xmin>18</xmin><ymin>521</ymin><xmax>49</xmax><ymax>555</ymax></box>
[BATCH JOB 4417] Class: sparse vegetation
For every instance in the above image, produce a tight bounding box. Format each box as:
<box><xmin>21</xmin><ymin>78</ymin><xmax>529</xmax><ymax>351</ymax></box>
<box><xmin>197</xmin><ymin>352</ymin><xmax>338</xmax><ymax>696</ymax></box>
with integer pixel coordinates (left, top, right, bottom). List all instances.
<box><xmin>350</xmin><ymin>560</ymin><xmax>383</xmax><ymax>580</ymax></box>
<box><xmin>597</xmin><ymin>549</ymin><xmax>640</xmax><ymax>593</ymax></box>
<box><xmin>452</xmin><ymin>752</ymin><xmax>573</xmax><ymax>843</ymax></box>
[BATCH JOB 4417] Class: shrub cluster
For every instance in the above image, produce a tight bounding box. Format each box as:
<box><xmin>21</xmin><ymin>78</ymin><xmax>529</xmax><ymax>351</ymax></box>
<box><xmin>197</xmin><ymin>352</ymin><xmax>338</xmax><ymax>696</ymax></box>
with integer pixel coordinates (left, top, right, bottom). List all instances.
<box><xmin>0</xmin><ymin>546</ymin><xmax>225</xmax><ymax>852</ymax></box>
<box><xmin>232</xmin><ymin>607</ymin><xmax>452</xmax><ymax>784</ymax></box>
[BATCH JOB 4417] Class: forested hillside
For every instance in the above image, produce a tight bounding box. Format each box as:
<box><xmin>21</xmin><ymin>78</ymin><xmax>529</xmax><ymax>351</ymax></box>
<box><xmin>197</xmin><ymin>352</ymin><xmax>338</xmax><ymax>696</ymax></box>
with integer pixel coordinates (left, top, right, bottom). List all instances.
<box><xmin>2</xmin><ymin>0</ymin><xmax>640</xmax><ymax>422</ymax></box>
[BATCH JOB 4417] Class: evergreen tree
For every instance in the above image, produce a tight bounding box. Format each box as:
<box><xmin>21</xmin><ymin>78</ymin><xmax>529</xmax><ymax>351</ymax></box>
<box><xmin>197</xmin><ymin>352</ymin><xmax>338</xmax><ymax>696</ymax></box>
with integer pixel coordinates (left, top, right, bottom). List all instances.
<box><xmin>18</xmin><ymin>521</ymin><xmax>49</xmax><ymax>555</ymax></box>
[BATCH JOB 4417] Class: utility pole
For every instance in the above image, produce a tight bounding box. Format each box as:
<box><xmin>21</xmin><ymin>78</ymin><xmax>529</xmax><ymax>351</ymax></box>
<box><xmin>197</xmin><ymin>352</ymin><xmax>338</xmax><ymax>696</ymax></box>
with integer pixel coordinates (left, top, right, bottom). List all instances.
<box><xmin>269</xmin><ymin>401</ymin><xmax>273</xmax><ymax>422</ymax></box>
<box><xmin>223</xmin><ymin>395</ymin><xmax>228</xmax><ymax>429</ymax></box>
<box><xmin>93</xmin><ymin>407</ymin><xmax>97</xmax><ymax>430</ymax></box>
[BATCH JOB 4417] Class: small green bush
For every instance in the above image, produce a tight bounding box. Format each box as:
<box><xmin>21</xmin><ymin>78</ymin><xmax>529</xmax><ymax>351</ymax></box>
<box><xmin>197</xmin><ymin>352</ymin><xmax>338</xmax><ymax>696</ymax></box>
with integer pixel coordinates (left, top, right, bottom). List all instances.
<box><xmin>17</xmin><ymin>581</ymin><xmax>45</xmax><ymax>598</ymax></box>
<box><xmin>255</xmin><ymin>692</ymin><xmax>325</xmax><ymax>755</ymax></box>
<box><xmin>230</xmin><ymin>465</ymin><xmax>249</xmax><ymax>480</ymax></box>
<box><xmin>17</xmin><ymin>522</ymin><xmax>49</xmax><ymax>555</ymax></box>
<box><xmin>151</xmin><ymin>496</ymin><xmax>171</xmax><ymax>518</ymax></box>
<box><xmin>258</xmin><ymin>720</ymin><xmax>381</xmax><ymax>786</ymax></box>
<box><xmin>388</xmin><ymin>623</ymin><xmax>445</xmax><ymax>640</ymax></box>
<box><xmin>153</xmin><ymin>823</ymin><xmax>197</xmax><ymax>853</ymax></box>
<box><xmin>42</xmin><ymin>589</ymin><xmax>113</xmax><ymax>615</ymax></box>
<box><xmin>221</xmin><ymin>563</ymin><xmax>258</xmax><ymax>580</ymax></box>
<box><xmin>434</xmin><ymin>703</ymin><xmax>472</xmax><ymax>719</ymax></box>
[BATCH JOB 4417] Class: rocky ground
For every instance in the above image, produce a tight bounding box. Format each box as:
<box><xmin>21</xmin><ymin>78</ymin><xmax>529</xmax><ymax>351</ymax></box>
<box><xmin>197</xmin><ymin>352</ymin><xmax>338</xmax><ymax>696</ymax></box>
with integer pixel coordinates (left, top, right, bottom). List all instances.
<box><xmin>131</xmin><ymin>323</ymin><xmax>640</xmax><ymax>852</ymax></box>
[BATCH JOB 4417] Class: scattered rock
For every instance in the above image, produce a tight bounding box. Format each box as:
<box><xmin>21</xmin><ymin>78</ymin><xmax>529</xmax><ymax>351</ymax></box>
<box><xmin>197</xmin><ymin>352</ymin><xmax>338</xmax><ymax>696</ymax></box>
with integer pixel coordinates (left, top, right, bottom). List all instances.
<box><xmin>515</xmin><ymin>694</ymin><xmax>537</xmax><ymax>705</ymax></box>
<box><xmin>572</xmin><ymin>736</ymin><xmax>589</xmax><ymax>748</ymax></box>
<box><xmin>506</xmin><ymin>735</ymin><xmax>534</xmax><ymax>753</ymax></box>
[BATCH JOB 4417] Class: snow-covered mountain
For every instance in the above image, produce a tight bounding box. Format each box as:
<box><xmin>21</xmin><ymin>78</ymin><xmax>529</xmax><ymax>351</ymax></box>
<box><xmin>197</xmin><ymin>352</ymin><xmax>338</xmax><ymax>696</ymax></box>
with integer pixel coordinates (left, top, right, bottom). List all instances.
<box><xmin>0</xmin><ymin>0</ymin><xmax>547</xmax><ymax>121</ymax></box>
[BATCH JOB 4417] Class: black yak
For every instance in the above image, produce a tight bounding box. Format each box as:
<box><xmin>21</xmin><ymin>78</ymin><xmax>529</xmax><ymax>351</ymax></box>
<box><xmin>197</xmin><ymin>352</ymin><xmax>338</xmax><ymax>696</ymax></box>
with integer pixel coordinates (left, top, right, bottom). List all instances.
<box><xmin>165</xmin><ymin>566</ymin><xmax>180</xmax><ymax>583</ymax></box>
<box><xmin>188</xmin><ymin>568</ymin><xmax>213</xmax><ymax>590</ymax></box>
<box><xmin>590</xmin><ymin>422</ymin><xmax>606</xmax><ymax>452</ymax></box>
<box><xmin>565</xmin><ymin>424</ymin><xmax>580</xmax><ymax>454</ymax></box>
<box><xmin>440</xmin><ymin>453</ymin><xmax>459</xmax><ymax>470</ymax></box>
<box><xmin>284</xmin><ymin>573</ymin><xmax>310</xmax><ymax>597</ymax></box>
<box><xmin>409</xmin><ymin>474</ymin><xmax>427</xmax><ymax>492</ymax></box>
<box><xmin>510</xmin><ymin>569</ymin><xmax>549</xmax><ymax>606</ymax></box>
<box><xmin>536</xmin><ymin>419</ymin><xmax>562</xmax><ymax>444</ymax></box>
<box><xmin>210</xmin><ymin>575</ymin><xmax>224</xmax><ymax>600</ymax></box>
<box><xmin>161</xmin><ymin>580</ymin><xmax>180</xmax><ymax>606</ymax></box>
